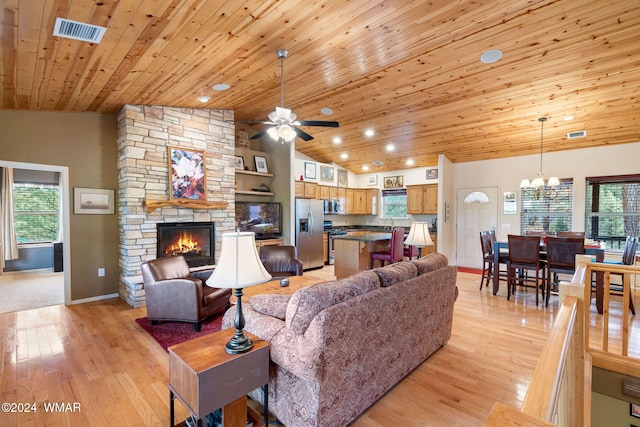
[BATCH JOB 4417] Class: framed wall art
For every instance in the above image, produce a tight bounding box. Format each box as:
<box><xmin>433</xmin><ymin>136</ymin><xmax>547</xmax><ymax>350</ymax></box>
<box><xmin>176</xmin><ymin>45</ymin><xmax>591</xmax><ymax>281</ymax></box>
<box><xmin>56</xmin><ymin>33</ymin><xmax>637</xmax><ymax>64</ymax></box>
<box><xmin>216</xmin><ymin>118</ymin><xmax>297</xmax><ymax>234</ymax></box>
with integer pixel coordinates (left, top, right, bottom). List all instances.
<box><xmin>235</xmin><ymin>155</ymin><xmax>245</xmax><ymax>170</ymax></box>
<box><xmin>321</xmin><ymin>165</ymin><xmax>334</xmax><ymax>182</ymax></box>
<box><xmin>383</xmin><ymin>175</ymin><xmax>403</xmax><ymax>188</ymax></box>
<box><xmin>367</xmin><ymin>175</ymin><xmax>378</xmax><ymax>186</ymax></box>
<box><xmin>426</xmin><ymin>168</ymin><xmax>438</xmax><ymax>179</ymax></box>
<box><xmin>74</xmin><ymin>187</ymin><xmax>115</xmax><ymax>214</ymax></box>
<box><xmin>337</xmin><ymin>169</ymin><xmax>348</xmax><ymax>187</ymax></box>
<box><xmin>304</xmin><ymin>162</ymin><xmax>317</xmax><ymax>180</ymax></box>
<box><xmin>254</xmin><ymin>155</ymin><xmax>269</xmax><ymax>173</ymax></box>
<box><xmin>168</xmin><ymin>146</ymin><xmax>207</xmax><ymax>201</ymax></box>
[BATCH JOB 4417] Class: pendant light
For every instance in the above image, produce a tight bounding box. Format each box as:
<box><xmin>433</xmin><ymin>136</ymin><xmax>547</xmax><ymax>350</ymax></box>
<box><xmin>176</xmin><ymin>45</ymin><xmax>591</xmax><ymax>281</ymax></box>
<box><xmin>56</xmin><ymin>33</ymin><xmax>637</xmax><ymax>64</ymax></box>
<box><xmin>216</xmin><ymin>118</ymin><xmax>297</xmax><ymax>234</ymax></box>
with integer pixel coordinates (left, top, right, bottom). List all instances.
<box><xmin>520</xmin><ymin>117</ymin><xmax>559</xmax><ymax>188</ymax></box>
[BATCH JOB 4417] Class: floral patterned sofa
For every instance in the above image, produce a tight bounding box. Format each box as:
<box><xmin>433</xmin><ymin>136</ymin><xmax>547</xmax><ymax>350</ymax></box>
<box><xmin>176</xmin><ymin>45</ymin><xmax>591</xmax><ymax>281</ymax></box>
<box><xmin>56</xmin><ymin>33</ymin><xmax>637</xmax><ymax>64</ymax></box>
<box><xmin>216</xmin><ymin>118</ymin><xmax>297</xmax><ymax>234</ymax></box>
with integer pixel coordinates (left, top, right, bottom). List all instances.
<box><xmin>222</xmin><ymin>253</ymin><xmax>458</xmax><ymax>427</ymax></box>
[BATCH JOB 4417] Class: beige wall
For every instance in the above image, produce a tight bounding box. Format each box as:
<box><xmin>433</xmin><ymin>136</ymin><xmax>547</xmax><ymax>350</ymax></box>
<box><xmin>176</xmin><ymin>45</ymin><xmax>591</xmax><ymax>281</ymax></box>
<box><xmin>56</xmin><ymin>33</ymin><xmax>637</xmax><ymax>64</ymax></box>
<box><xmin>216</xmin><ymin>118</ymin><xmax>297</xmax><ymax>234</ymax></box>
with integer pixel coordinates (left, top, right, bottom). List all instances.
<box><xmin>0</xmin><ymin>110</ymin><xmax>119</xmax><ymax>301</ymax></box>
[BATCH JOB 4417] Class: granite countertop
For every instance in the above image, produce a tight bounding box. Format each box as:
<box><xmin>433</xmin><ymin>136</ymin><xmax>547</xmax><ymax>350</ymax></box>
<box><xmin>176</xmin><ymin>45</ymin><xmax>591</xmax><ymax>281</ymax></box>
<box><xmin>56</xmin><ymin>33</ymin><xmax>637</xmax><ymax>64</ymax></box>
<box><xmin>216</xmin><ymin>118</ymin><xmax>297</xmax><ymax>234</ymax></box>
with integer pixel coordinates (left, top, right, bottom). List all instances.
<box><xmin>330</xmin><ymin>232</ymin><xmax>391</xmax><ymax>242</ymax></box>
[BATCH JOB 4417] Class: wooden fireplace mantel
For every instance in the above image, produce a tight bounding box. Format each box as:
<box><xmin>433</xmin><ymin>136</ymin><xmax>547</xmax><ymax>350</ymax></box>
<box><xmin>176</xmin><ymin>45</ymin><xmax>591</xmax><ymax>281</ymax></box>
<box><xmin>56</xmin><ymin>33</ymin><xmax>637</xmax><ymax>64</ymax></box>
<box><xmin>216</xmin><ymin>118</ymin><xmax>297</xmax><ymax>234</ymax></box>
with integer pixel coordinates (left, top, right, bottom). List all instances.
<box><xmin>143</xmin><ymin>199</ymin><xmax>229</xmax><ymax>213</ymax></box>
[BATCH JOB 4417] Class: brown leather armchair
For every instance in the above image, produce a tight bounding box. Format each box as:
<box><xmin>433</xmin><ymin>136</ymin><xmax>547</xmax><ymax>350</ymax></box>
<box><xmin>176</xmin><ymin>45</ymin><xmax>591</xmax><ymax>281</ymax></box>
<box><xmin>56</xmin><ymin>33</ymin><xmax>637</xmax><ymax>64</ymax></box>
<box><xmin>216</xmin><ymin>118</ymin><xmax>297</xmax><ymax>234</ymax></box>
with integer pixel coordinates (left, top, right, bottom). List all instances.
<box><xmin>259</xmin><ymin>245</ymin><xmax>304</xmax><ymax>280</ymax></box>
<box><xmin>141</xmin><ymin>255</ymin><xmax>231</xmax><ymax>332</ymax></box>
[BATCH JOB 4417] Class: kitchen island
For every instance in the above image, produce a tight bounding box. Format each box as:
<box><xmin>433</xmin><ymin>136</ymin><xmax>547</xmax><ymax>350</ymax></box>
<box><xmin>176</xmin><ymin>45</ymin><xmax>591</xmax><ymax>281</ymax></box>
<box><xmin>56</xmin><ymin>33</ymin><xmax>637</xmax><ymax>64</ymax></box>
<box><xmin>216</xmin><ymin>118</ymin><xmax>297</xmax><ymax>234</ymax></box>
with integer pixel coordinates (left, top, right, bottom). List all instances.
<box><xmin>331</xmin><ymin>232</ymin><xmax>391</xmax><ymax>279</ymax></box>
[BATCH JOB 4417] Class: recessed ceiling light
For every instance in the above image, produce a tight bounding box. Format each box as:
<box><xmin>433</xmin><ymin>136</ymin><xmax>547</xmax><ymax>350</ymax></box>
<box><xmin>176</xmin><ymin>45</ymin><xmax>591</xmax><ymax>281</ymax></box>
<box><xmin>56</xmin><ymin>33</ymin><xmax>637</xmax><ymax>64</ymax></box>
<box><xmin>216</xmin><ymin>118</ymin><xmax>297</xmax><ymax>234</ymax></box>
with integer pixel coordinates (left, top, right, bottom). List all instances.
<box><xmin>564</xmin><ymin>115</ymin><xmax>574</xmax><ymax>121</ymax></box>
<box><xmin>386</xmin><ymin>143</ymin><xmax>395</xmax><ymax>152</ymax></box>
<box><xmin>364</xmin><ymin>129</ymin><xmax>375</xmax><ymax>137</ymax></box>
<box><xmin>480</xmin><ymin>49</ymin><xmax>502</xmax><ymax>64</ymax></box>
<box><xmin>362</xmin><ymin>165</ymin><xmax>370</xmax><ymax>171</ymax></box>
<box><xmin>340</xmin><ymin>153</ymin><xmax>348</xmax><ymax>160</ymax></box>
<box><xmin>333</xmin><ymin>137</ymin><xmax>342</xmax><ymax>144</ymax></box>
<box><xmin>321</xmin><ymin>107</ymin><xmax>333</xmax><ymax>115</ymax></box>
<box><xmin>212</xmin><ymin>83</ymin><xmax>230</xmax><ymax>91</ymax></box>
<box><xmin>197</xmin><ymin>95</ymin><xmax>211</xmax><ymax>103</ymax></box>
<box><xmin>406</xmin><ymin>159</ymin><xmax>415</xmax><ymax>166</ymax></box>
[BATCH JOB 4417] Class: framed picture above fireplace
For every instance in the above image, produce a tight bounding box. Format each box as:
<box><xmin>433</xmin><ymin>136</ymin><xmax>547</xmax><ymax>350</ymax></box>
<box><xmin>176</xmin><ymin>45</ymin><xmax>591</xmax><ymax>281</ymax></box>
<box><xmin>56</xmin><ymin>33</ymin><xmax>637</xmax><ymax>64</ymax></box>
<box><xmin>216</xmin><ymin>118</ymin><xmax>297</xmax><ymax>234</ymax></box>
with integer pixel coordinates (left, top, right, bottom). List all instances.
<box><xmin>168</xmin><ymin>146</ymin><xmax>207</xmax><ymax>201</ymax></box>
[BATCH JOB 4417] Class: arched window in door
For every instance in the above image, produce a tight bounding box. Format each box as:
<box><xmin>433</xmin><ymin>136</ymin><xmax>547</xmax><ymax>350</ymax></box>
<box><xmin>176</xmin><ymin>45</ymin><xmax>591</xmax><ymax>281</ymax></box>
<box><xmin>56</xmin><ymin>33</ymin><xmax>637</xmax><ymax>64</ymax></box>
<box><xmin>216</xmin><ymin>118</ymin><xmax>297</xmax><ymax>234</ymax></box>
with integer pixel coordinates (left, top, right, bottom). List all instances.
<box><xmin>464</xmin><ymin>191</ymin><xmax>490</xmax><ymax>205</ymax></box>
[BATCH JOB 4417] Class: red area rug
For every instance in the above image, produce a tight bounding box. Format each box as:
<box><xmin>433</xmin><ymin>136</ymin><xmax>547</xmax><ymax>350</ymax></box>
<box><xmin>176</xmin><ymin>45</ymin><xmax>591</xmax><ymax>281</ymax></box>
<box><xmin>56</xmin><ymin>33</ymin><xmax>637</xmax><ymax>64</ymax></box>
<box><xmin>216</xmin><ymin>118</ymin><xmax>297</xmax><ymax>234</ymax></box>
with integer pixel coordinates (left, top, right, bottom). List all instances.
<box><xmin>135</xmin><ymin>315</ymin><xmax>224</xmax><ymax>352</ymax></box>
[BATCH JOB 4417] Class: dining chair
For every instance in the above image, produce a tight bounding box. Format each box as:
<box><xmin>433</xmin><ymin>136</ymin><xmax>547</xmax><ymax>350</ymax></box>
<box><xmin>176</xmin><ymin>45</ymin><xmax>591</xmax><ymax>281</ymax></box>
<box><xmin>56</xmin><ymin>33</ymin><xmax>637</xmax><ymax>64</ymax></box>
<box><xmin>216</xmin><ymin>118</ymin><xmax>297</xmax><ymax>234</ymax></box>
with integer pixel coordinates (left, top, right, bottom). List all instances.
<box><xmin>594</xmin><ymin>235</ymin><xmax>637</xmax><ymax>314</ymax></box>
<box><xmin>404</xmin><ymin>244</ymin><xmax>418</xmax><ymax>260</ymax></box>
<box><xmin>557</xmin><ymin>231</ymin><xmax>586</xmax><ymax>238</ymax></box>
<box><xmin>545</xmin><ymin>236</ymin><xmax>585</xmax><ymax>306</ymax></box>
<box><xmin>507</xmin><ymin>234</ymin><xmax>545</xmax><ymax>305</ymax></box>
<box><xmin>371</xmin><ymin>227</ymin><xmax>405</xmax><ymax>268</ymax></box>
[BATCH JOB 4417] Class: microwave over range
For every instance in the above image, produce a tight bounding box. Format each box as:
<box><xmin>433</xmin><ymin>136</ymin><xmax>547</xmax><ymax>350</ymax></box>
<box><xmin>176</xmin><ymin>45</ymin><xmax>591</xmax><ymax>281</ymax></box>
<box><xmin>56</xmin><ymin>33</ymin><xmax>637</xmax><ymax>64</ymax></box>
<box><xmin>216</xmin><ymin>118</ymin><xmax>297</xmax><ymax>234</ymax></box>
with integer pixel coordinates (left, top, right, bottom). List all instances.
<box><xmin>323</xmin><ymin>199</ymin><xmax>340</xmax><ymax>214</ymax></box>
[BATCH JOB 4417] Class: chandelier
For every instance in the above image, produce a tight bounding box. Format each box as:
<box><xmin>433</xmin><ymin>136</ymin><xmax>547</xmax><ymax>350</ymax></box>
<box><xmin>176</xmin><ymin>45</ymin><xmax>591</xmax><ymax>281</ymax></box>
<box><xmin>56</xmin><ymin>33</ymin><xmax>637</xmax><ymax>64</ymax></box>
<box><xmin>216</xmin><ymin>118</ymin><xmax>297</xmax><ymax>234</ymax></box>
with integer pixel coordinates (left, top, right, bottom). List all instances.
<box><xmin>520</xmin><ymin>117</ymin><xmax>559</xmax><ymax>189</ymax></box>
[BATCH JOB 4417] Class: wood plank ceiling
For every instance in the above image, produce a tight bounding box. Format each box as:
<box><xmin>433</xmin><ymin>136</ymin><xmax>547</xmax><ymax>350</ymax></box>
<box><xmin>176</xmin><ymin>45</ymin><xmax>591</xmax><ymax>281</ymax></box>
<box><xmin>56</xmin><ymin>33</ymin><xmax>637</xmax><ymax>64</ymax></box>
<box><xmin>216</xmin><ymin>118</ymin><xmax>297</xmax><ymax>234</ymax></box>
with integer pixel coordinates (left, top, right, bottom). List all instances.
<box><xmin>1</xmin><ymin>0</ymin><xmax>639</xmax><ymax>173</ymax></box>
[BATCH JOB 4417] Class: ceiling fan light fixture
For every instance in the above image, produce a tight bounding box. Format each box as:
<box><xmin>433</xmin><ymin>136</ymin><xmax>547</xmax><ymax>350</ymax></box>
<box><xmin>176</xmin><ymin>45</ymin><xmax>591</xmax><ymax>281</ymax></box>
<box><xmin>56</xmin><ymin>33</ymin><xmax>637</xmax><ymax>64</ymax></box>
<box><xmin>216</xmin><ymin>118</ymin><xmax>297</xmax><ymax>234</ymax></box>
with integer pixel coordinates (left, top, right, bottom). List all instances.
<box><xmin>267</xmin><ymin>127</ymin><xmax>280</xmax><ymax>141</ymax></box>
<box><xmin>279</xmin><ymin>124</ymin><xmax>297</xmax><ymax>142</ymax></box>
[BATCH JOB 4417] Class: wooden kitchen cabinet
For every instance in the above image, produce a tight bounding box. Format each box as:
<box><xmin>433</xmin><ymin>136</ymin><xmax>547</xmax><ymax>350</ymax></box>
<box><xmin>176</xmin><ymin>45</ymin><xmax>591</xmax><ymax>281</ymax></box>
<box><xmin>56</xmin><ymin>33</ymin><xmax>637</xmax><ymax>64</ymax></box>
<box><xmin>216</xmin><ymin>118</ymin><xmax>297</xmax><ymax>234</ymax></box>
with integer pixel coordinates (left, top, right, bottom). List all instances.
<box><xmin>345</xmin><ymin>189</ymin><xmax>354</xmax><ymax>214</ymax></box>
<box><xmin>319</xmin><ymin>185</ymin><xmax>331</xmax><ymax>200</ymax></box>
<box><xmin>337</xmin><ymin>188</ymin><xmax>346</xmax><ymax>213</ymax></box>
<box><xmin>407</xmin><ymin>184</ymin><xmax>438</xmax><ymax>214</ymax></box>
<box><xmin>353</xmin><ymin>189</ymin><xmax>367</xmax><ymax>214</ymax></box>
<box><xmin>295</xmin><ymin>181</ymin><xmax>319</xmax><ymax>199</ymax></box>
<box><xmin>329</xmin><ymin>187</ymin><xmax>338</xmax><ymax>200</ymax></box>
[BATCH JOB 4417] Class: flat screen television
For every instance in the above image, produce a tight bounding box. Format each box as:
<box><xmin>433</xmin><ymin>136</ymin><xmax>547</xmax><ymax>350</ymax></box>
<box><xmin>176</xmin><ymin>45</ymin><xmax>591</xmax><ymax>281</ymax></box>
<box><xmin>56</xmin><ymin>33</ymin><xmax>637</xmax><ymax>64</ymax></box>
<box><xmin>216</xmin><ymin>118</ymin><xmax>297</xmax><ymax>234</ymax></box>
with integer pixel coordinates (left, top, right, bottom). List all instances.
<box><xmin>235</xmin><ymin>201</ymin><xmax>282</xmax><ymax>239</ymax></box>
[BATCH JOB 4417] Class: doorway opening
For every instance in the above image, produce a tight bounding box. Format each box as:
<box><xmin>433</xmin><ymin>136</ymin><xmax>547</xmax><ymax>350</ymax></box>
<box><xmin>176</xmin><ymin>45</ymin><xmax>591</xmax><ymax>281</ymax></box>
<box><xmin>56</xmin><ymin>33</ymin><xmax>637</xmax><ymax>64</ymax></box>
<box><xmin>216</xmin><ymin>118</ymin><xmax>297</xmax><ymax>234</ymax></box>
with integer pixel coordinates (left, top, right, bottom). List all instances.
<box><xmin>0</xmin><ymin>160</ymin><xmax>71</xmax><ymax>313</ymax></box>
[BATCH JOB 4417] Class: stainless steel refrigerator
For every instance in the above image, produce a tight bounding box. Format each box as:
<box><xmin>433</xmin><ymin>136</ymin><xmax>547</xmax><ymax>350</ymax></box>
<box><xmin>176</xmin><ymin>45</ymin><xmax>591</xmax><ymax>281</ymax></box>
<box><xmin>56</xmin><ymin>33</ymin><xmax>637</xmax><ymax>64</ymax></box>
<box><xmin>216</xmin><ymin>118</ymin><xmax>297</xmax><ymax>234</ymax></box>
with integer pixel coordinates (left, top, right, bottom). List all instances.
<box><xmin>295</xmin><ymin>199</ymin><xmax>325</xmax><ymax>270</ymax></box>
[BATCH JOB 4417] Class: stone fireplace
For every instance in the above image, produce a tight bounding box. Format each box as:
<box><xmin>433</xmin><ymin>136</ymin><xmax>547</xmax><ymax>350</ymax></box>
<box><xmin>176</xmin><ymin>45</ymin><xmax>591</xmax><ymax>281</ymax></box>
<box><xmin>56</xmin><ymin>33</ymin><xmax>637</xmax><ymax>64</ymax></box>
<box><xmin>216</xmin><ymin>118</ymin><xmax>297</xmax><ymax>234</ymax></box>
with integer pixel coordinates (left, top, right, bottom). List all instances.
<box><xmin>117</xmin><ymin>105</ymin><xmax>236</xmax><ymax>307</ymax></box>
<box><xmin>156</xmin><ymin>222</ymin><xmax>215</xmax><ymax>267</ymax></box>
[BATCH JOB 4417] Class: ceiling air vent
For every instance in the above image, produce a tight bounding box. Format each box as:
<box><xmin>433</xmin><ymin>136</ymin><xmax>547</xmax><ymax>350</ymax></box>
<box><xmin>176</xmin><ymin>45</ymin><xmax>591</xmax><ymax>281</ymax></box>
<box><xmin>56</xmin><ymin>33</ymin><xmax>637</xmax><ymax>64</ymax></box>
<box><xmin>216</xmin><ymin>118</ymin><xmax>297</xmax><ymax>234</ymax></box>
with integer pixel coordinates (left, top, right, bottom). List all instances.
<box><xmin>372</xmin><ymin>160</ymin><xmax>384</xmax><ymax>166</ymax></box>
<box><xmin>567</xmin><ymin>130</ymin><xmax>587</xmax><ymax>139</ymax></box>
<box><xmin>53</xmin><ymin>17</ymin><xmax>106</xmax><ymax>43</ymax></box>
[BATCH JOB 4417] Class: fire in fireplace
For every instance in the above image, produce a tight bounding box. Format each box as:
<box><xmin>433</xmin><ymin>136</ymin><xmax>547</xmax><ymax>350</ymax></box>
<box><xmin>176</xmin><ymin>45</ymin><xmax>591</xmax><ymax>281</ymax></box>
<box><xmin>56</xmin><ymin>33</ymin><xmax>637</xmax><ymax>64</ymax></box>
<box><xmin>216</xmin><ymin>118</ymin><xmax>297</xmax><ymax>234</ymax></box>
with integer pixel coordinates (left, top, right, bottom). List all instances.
<box><xmin>157</xmin><ymin>222</ymin><xmax>214</xmax><ymax>267</ymax></box>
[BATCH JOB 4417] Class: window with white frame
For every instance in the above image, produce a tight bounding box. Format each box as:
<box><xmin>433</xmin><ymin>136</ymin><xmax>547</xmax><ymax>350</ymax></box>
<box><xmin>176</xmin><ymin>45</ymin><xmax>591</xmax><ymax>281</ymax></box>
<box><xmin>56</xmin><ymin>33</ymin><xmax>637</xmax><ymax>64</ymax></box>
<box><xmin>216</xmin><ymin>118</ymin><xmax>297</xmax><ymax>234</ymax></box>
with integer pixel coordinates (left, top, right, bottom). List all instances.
<box><xmin>13</xmin><ymin>183</ymin><xmax>60</xmax><ymax>244</ymax></box>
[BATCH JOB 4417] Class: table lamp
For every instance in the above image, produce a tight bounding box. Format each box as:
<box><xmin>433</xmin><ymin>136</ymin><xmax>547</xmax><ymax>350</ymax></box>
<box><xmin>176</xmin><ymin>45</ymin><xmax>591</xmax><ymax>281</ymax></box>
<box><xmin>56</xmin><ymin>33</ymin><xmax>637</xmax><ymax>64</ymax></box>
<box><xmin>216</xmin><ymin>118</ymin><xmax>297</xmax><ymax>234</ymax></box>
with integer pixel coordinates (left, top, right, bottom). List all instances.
<box><xmin>206</xmin><ymin>231</ymin><xmax>272</xmax><ymax>354</ymax></box>
<box><xmin>404</xmin><ymin>222</ymin><xmax>434</xmax><ymax>258</ymax></box>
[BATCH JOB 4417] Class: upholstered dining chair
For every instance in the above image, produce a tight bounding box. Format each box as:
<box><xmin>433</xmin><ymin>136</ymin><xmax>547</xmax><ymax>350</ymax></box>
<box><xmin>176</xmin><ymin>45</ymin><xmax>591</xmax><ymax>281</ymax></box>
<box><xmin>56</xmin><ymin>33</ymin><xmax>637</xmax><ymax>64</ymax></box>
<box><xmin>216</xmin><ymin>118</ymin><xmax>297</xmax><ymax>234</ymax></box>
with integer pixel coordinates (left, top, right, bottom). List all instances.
<box><xmin>545</xmin><ymin>236</ymin><xmax>585</xmax><ymax>306</ymax></box>
<box><xmin>141</xmin><ymin>255</ymin><xmax>232</xmax><ymax>332</ymax></box>
<box><xmin>507</xmin><ymin>234</ymin><xmax>545</xmax><ymax>305</ymax></box>
<box><xmin>370</xmin><ymin>227</ymin><xmax>405</xmax><ymax>268</ymax></box>
<box><xmin>259</xmin><ymin>245</ymin><xmax>304</xmax><ymax>280</ymax></box>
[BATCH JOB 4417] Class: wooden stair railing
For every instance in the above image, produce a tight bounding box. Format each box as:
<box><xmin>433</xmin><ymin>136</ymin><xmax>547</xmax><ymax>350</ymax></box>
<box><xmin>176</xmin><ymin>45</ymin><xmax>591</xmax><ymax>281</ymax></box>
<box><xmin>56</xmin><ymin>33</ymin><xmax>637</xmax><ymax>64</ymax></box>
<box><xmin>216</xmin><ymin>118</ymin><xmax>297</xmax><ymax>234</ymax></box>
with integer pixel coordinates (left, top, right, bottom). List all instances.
<box><xmin>486</xmin><ymin>256</ymin><xmax>639</xmax><ymax>426</ymax></box>
<box><xmin>485</xmin><ymin>261</ymin><xmax>591</xmax><ymax>426</ymax></box>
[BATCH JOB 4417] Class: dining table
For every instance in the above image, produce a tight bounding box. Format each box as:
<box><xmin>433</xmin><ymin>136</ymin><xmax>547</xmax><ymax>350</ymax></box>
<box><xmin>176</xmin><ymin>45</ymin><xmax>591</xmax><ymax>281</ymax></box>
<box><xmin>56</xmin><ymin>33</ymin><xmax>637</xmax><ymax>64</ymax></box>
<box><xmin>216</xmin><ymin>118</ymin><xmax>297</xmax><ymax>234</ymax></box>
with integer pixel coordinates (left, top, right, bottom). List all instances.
<box><xmin>492</xmin><ymin>240</ymin><xmax>606</xmax><ymax>313</ymax></box>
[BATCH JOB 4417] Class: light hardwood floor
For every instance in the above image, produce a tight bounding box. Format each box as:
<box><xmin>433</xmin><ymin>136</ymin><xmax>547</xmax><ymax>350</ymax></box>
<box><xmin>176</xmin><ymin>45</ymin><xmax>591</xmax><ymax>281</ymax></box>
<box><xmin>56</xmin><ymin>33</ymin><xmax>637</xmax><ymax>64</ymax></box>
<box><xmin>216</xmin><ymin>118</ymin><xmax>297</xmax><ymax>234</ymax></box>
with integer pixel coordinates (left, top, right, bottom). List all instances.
<box><xmin>0</xmin><ymin>268</ymin><xmax>637</xmax><ymax>426</ymax></box>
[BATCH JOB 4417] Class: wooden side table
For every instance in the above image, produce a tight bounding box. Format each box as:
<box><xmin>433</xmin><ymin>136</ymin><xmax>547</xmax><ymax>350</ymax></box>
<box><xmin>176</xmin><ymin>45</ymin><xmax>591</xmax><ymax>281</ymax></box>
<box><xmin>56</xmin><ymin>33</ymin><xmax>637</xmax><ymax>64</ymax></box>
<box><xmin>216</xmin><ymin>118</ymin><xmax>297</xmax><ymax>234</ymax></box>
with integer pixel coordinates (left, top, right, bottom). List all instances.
<box><xmin>168</xmin><ymin>328</ymin><xmax>269</xmax><ymax>427</ymax></box>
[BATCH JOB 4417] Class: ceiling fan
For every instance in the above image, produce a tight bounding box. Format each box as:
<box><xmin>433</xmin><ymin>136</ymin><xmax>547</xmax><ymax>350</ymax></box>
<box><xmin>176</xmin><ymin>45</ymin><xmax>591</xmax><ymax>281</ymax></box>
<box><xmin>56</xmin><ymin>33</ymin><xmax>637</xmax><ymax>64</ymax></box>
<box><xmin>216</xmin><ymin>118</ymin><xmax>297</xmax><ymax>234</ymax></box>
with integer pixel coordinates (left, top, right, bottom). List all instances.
<box><xmin>243</xmin><ymin>49</ymin><xmax>339</xmax><ymax>143</ymax></box>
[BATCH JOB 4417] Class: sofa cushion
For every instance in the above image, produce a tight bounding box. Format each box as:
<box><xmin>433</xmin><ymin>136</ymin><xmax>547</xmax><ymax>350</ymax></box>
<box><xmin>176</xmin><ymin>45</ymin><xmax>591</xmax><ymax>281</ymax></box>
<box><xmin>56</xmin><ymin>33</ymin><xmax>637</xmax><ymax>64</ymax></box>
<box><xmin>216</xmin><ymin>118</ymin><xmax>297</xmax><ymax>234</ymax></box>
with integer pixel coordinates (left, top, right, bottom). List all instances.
<box><xmin>250</xmin><ymin>294</ymin><xmax>291</xmax><ymax>320</ymax></box>
<box><xmin>410</xmin><ymin>252</ymin><xmax>449</xmax><ymax>275</ymax></box>
<box><xmin>374</xmin><ymin>262</ymin><xmax>418</xmax><ymax>287</ymax></box>
<box><xmin>286</xmin><ymin>270</ymin><xmax>380</xmax><ymax>334</ymax></box>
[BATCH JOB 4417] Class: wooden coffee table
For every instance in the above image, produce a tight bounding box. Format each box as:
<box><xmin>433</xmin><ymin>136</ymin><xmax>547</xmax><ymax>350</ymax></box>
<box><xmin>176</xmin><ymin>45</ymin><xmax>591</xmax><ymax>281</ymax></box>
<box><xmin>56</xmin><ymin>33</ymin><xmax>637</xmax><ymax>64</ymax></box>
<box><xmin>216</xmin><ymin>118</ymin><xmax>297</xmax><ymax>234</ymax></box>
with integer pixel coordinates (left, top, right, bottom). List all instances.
<box><xmin>230</xmin><ymin>275</ymin><xmax>324</xmax><ymax>304</ymax></box>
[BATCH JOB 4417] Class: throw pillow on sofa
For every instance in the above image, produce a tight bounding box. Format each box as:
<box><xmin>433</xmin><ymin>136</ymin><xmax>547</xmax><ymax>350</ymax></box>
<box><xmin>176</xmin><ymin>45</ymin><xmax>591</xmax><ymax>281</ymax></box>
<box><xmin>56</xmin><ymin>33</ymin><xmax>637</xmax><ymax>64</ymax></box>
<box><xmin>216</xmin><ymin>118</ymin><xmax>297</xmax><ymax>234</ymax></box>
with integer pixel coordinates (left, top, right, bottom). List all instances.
<box><xmin>249</xmin><ymin>294</ymin><xmax>291</xmax><ymax>320</ymax></box>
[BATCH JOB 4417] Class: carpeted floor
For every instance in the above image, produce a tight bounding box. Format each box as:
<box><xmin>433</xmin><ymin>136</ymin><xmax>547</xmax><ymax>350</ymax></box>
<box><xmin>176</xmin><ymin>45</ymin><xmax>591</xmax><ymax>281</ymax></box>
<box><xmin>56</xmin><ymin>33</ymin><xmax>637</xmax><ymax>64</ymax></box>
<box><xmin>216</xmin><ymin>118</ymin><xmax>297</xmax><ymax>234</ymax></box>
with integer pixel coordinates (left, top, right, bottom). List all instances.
<box><xmin>135</xmin><ymin>314</ymin><xmax>224</xmax><ymax>351</ymax></box>
<box><xmin>0</xmin><ymin>270</ymin><xmax>64</xmax><ymax>314</ymax></box>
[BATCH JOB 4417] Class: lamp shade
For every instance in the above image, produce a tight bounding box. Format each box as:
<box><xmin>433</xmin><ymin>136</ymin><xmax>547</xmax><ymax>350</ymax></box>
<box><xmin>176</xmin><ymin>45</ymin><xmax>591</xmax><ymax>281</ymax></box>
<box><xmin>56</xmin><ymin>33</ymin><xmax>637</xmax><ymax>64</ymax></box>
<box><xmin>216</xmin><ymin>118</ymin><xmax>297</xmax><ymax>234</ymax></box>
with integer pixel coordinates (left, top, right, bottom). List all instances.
<box><xmin>206</xmin><ymin>231</ymin><xmax>272</xmax><ymax>289</ymax></box>
<box><xmin>404</xmin><ymin>222</ymin><xmax>434</xmax><ymax>248</ymax></box>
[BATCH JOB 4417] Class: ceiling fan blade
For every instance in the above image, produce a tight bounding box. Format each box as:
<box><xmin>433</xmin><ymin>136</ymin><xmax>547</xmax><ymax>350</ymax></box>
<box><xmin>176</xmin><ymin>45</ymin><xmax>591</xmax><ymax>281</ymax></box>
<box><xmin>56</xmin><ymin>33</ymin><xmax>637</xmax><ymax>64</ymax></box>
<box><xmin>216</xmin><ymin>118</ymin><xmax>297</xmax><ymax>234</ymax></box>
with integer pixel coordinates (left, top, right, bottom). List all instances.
<box><xmin>250</xmin><ymin>129</ymin><xmax>271</xmax><ymax>140</ymax></box>
<box><xmin>293</xmin><ymin>127</ymin><xmax>314</xmax><ymax>141</ymax></box>
<box><xmin>296</xmin><ymin>120</ymin><xmax>340</xmax><ymax>128</ymax></box>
